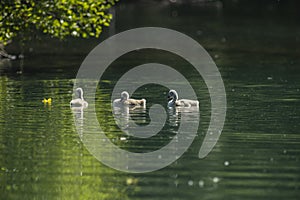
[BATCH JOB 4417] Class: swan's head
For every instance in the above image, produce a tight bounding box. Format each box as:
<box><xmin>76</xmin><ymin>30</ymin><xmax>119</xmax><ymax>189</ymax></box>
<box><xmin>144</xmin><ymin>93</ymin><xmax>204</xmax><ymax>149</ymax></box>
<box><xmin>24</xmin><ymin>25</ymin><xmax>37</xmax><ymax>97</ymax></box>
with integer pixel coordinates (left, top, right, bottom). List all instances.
<box><xmin>168</xmin><ymin>89</ymin><xmax>178</xmax><ymax>101</ymax></box>
<box><xmin>76</xmin><ymin>88</ymin><xmax>84</xmax><ymax>99</ymax></box>
<box><xmin>121</xmin><ymin>91</ymin><xmax>129</xmax><ymax>100</ymax></box>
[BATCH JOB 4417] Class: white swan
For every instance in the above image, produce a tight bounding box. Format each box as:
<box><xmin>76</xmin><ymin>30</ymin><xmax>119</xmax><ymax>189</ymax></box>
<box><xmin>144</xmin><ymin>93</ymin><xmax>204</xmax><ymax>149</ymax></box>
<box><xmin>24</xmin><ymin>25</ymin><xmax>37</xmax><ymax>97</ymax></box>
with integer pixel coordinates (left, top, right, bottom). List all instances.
<box><xmin>167</xmin><ymin>89</ymin><xmax>199</xmax><ymax>107</ymax></box>
<box><xmin>113</xmin><ymin>91</ymin><xmax>146</xmax><ymax>108</ymax></box>
<box><xmin>70</xmin><ymin>88</ymin><xmax>88</xmax><ymax>108</ymax></box>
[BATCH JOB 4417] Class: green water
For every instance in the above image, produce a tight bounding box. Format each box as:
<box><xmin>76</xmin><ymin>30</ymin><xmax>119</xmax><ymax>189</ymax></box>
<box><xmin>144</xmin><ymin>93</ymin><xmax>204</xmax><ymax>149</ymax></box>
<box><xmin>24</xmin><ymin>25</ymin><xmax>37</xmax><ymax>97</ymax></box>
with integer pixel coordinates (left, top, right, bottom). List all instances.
<box><xmin>1</xmin><ymin>1</ymin><xmax>300</xmax><ymax>199</ymax></box>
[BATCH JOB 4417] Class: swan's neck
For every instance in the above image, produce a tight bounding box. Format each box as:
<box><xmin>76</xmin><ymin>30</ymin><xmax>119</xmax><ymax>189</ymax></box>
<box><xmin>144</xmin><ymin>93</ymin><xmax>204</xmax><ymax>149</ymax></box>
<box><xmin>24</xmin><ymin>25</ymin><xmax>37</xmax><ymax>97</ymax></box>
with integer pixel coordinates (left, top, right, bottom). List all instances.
<box><xmin>168</xmin><ymin>98</ymin><xmax>176</xmax><ymax>107</ymax></box>
<box><xmin>173</xmin><ymin>94</ymin><xmax>178</xmax><ymax>101</ymax></box>
<box><xmin>121</xmin><ymin>95</ymin><xmax>128</xmax><ymax>101</ymax></box>
<box><xmin>78</xmin><ymin>91</ymin><xmax>84</xmax><ymax>100</ymax></box>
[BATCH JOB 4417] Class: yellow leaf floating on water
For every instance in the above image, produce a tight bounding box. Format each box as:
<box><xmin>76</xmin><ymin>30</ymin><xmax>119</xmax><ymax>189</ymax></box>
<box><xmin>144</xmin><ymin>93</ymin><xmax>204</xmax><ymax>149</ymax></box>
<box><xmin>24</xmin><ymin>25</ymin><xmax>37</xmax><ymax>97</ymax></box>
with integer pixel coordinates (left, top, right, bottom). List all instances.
<box><xmin>42</xmin><ymin>98</ymin><xmax>52</xmax><ymax>104</ymax></box>
<box><xmin>126</xmin><ymin>178</ymin><xmax>138</xmax><ymax>185</ymax></box>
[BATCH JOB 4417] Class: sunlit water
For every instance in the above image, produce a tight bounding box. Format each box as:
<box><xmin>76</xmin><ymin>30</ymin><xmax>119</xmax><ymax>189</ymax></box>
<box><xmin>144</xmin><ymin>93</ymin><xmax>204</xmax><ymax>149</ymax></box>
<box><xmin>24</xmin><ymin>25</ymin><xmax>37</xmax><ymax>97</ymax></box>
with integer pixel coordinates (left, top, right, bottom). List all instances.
<box><xmin>1</xmin><ymin>1</ymin><xmax>300</xmax><ymax>199</ymax></box>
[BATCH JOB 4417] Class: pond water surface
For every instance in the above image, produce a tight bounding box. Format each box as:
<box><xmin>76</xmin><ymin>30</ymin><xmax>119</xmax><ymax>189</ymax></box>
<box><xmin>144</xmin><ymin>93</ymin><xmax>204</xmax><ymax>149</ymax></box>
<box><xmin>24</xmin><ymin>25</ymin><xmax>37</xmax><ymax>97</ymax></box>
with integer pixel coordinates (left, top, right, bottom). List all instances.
<box><xmin>1</xmin><ymin>1</ymin><xmax>300</xmax><ymax>199</ymax></box>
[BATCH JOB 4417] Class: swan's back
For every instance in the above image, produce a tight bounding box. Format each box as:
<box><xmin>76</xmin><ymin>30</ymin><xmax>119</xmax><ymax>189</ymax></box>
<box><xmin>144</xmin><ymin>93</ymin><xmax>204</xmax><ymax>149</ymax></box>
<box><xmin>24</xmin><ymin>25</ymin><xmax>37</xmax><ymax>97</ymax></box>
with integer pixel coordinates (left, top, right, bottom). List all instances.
<box><xmin>125</xmin><ymin>98</ymin><xmax>146</xmax><ymax>107</ymax></box>
<box><xmin>70</xmin><ymin>99</ymin><xmax>88</xmax><ymax>107</ymax></box>
<box><xmin>177</xmin><ymin>99</ymin><xmax>199</xmax><ymax>107</ymax></box>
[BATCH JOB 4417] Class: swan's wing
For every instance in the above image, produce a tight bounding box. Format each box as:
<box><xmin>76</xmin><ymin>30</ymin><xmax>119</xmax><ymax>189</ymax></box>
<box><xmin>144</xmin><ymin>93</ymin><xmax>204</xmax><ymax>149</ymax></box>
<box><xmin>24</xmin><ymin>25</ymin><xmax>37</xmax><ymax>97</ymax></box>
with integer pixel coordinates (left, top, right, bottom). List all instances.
<box><xmin>113</xmin><ymin>99</ymin><xmax>122</xmax><ymax>107</ymax></box>
<box><xmin>70</xmin><ymin>99</ymin><xmax>82</xmax><ymax>107</ymax></box>
<box><xmin>179</xmin><ymin>99</ymin><xmax>199</xmax><ymax>107</ymax></box>
<box><xmin>127</xmin><ymin>98</ymin><xmax>146</xmax><ymax>107</ymax></box>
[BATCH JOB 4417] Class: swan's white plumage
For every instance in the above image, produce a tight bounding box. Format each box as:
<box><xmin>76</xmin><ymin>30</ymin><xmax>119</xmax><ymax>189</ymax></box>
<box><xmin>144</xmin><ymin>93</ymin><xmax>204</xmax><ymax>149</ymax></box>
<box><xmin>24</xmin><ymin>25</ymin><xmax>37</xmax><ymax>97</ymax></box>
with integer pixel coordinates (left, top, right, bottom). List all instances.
<box><xmin>70</xmin><ymin>88</ymin><xmax>88</xmax><ymax>108</ymax></box>
<box><xmin>113</xmin><ymin>91</ymin><xmax>146</xmax><ymax>108</ymax></box>
<box><xmin>167</xmin><ymin>89</ymin><xmax>199</xmax><ymax>108</ymax></box>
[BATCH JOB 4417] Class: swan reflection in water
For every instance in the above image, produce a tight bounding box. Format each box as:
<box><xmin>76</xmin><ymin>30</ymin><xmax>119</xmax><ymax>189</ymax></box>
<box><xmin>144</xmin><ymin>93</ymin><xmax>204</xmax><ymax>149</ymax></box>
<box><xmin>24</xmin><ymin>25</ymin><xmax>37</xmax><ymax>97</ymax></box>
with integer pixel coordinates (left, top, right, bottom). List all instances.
<box><xmin>113</xmin><ymin>103</ymin><xmax>199</xmax><ymax>138</ymax></box>
<box><xmin>112</xmin><ymin>104</ymin><xmax>147</xmax><ymax>136</ymax></box>
<box><xmin>167</xmin><ymin>106</ymin><xmax>200</xmax><ymax>128</ymax></box>
<box><xmin>71</xmin><ymin>106</ymin><xmax>86</xmax><ymax>139</ymax></box>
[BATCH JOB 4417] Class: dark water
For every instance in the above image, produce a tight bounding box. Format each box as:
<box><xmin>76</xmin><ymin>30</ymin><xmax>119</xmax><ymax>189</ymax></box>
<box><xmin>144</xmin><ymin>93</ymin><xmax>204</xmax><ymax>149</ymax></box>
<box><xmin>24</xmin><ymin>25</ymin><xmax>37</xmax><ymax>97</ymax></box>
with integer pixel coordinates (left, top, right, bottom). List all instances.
<box><xmin>1</xmin><ymin>1</ymin><xmax>300</xmax><ymax>199</ymax></box>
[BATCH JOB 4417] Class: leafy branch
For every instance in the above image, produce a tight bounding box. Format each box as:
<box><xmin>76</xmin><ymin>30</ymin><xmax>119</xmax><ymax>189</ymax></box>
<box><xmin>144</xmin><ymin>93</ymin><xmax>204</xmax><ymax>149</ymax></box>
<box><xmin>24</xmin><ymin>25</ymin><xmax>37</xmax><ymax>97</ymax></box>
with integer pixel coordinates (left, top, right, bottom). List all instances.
<box><xmin>0</xmin><ymin>0</ymin><xmax>118</xmax><ymax>45</ymax></box>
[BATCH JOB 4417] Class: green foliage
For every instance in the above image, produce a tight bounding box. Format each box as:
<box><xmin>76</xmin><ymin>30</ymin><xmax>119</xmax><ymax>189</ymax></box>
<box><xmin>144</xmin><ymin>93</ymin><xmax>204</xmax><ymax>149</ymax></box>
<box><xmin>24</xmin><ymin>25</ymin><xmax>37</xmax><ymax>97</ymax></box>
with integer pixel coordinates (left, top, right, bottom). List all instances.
<box><xmin>0</xmin><ymin>0</ymin><xmax>118</xmax><ymax>44</ymax></box>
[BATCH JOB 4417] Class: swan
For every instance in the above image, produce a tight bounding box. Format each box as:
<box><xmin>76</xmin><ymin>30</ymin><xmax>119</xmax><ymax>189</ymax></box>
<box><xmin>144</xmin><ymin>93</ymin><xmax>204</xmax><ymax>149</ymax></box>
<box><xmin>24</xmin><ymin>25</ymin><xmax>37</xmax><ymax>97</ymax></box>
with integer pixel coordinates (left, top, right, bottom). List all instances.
<box><xmin>113</xmin><ymin>91</ymin><xmax>146</xmax><ymax>108</ymax></box>
<box><xmin>167</xmin><ymin>89</ymin><xmax>199</xmax><ymax>107</ymax></box>
<box><xmin>70</xmin><ymin>88</ymin><xmax>88</xmax><ymax>108</ymax></box>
